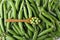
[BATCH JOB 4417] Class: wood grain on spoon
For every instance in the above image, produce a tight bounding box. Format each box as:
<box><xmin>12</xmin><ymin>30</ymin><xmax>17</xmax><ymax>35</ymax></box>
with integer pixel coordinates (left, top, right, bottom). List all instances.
<box><xmin>6</xmin><ymin>18</ymin><xmax>31</xmax><ymax>23</ymax></box>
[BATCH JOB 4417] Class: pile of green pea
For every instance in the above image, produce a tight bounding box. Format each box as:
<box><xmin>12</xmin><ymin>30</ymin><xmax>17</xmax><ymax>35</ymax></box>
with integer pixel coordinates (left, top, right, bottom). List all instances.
<box><xmin>0</xmin><ymin>0</ymin><xmax>60</xmax><ymax>40</ymax></box>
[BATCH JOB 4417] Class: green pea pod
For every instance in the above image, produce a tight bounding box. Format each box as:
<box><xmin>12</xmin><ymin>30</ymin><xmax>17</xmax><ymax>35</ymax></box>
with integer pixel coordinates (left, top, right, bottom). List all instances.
<box><xmin>27</xmin><ymin>29</ymin><xmax>33</xmax><ymax>38</ymax></box>
<box><xmin>15</xmin><ymin>0</ymin><xmax>20</xmax><ymax>10</ymax></box>
<box><xmin>32</xmin><ymin>27</ymin><xmax>39</xmax><ymax>40</ymax></box>
<box><xmin>13</xmin><ymin>35</ymin><xmax>24</xmax><ymax>40</ymax></box>
<box><xmin>6</xmin><ymin>10</ymin><xmax>12</xmax><ymax>32</ymax></box>
<box><xmin>0</xmin><ymin>18</ymin><xmax>5</xmax><ymax>32</ymax></box>
<box><xmin>39</xmin><ymin>14</ymin><xmax>52</xmax><ymax>26</ymax></box>
<box><xmin>25</xmin><ymin>23</ymin><xmax>34</xmax><ymax>32</ymax></box>
<box><xmin>55</xmin><ymin>21</ymin><xmax>60</xmax><ymax>32</ymax></box>
<box><xmin>13</xmin><ymin>24</ymin><xmax>23</xmax><ymax>36</ymax></box>
<box><xmin>26</xmin><ymin>0</ymin><xmax>32</xmax><ymax>18</ymax></box>
<box><xmin>30</xmin><ymin>6</ymin><xmax>38</xmax><ymax>17</ymax></box>
<box><xmin>41</xmin><ymin>8</ymin><xmax>54</xmax><ymax>24</ymax></box>
<box><xmin>12</xmin><ymin>25</ymin><xmax>19</xmax><ymax>34</ymax></box>
<box><xmin>31</xmin><ymin>4</ymin><xmax>39</xmax><ymax>15</ymax></box>
<box><xmin>43</xmin><ymin>0</ymin><xmax>48</xmax><ymax>8</ymax></box>
<box><xmin>18</xmin><ymin>0</ymin><xmax>24</xmax><ymax>19</ymax></box>
<box><xmin>0</xmin><ymin>1</ymin><xmax>3</xmax><ymax>18</ymax></box>
<box><xmin>35</xmin><ymin>0</ymin><xmax>40</xmax><ymax>6</ymax></box>
<box><xmin>38</xmin><ymin>27</ymin><xmax>53</xmax><ymax>37</ymax></box>
<box><xmin>23</xmin><ymin>6</ymin><xmax>28</xmax><ymax>18</ymax></box>
<box><xmin>8</xmin><ymin>29</ymin><xmax>17</xmax><ymax>35</ymax></box>
<box><xmin>0</xmin><ymin>26</ymin><xmax>3</xmax><ymax>35</ymax></box>
<box><xmin>6</xmin><ymin>35</ymin><xmax>15</xmax><ymax>40</ymax></box>
<box><xmin>38</xmin><ymin>24</ymin><xmax>43</xmax><ymax>31</ymax></box>
<box><xmin>7</xmin><ymin>0</ymin><xmax>16</xmax><ymax>18</ymax></box>
<box><xmin>37</xmin><ymin>35</ymin><xmax>47</xmax><ymax>40</ymax></box>
<box><xmin>55</xmin><ymin>8</ymin><xmax>60</xmax><ymax>20</ymax></box>
<box><xmin>44</xmin><ymin>37</ymin><xmax>53</xmax><ymax>40</ymax></box>
<box><xmin>2</xmin><ymin>37</ymin><xmax>5</xmax><ymax>40</ymax></box>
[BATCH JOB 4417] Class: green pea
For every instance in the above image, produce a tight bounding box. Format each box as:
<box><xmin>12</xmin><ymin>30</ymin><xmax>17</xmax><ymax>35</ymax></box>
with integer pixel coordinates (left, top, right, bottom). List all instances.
<box><xmin>0</xmin><ymin>1</ymin><xmax>3</xmax><ymax>18</ymax></box>
<box><xmin>23</xmin><ymin>6</ymin><xmax>28</xmax><ymax>18</ymax></box>
<box><xmin>13</xmin><ymin>35</ymin><xmax>24</xmax><ymax>40</ymax></box>
<box><xmin>38</xmin><ymin>27</ymin><xmax>53</xmax><ymax>37</ymax></box>
<box><xmin>15</xmin><ymin>0</ymin><xmax>20</xmax><ymax>10</ymax></box>
<box><xmin>7</xmin><ymin>0</ymin><xmax>16</xmax><ymax>18</ymax></box>
<box><xmin>32</xmin><ymin>27</ymin><xmax>39</xmax><ymax>40</ymax></box>
<box><xmin>12</xmin><ymin>25</ymin><xmax>19</xmax><ymax>34</ymax></box>
<box><xmin>13</xmin><ymin>24</ymin><xmax>23</xmax><ymax>36</ymax></box>
<box><xmin>37</xmin><ymin>35</ymin><xmax>47</xmax><ymax>40</ymax></box>
<box><xmin>27</xmin><ymin>29</ymin><xmax>33</xmax><ymax>38</ymax></box>
<box><xmin>26</xmin><ymin>0</ymin><xmax>32</xmax><ymax>18</ymax></box>
<box><xmin>39</xmin><ymin>14</ymin><xmax>52</xmax><ymax>26</ymax></box>
<box><xmin>8</xmin><ymin>29</ymin><xmax>17</xmax><ymax>35</ymax></box>
<box><xmin>0</xmin><ymin>18</ymin><xmax>5</xmax><ymax>32</ymax></box>
<box><xmin>6</xmin><ymin>35</ymin><xmax>15</xmax><ymax>40</ymax></box>
<box><xmin>25</xmin><ymin>23</ymin><xmax>34</xmax><ymax>32</ymax></box>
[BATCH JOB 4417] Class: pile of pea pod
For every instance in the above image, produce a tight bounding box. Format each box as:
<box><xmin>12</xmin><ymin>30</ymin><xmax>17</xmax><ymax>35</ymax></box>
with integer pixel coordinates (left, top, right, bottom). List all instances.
<box><xmin>0</xmin><ymin>0</ymin><xmax>60</xmax><ymax>40</ymax></box>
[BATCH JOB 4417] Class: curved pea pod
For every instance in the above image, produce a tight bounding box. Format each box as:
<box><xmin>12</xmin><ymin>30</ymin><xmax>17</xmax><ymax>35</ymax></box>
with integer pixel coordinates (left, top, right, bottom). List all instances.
<box><xmin>35</xmin><ymin>0</ymin><xmax>40</xmax><ymax>6</ymax></box>
<box><xmin>55</xmin><ymin>21</ymin><xmax>60</xmax><ymax>32</ymax></box>
<box><xmin>12</xmin><ymin>25</ymin><xmax>19</xmax><ymax>34</ymax></box>
<box><xmin>31</xmin><ymin>4</ymin><xmax>39</xmax><ymax>15</ymax></box>
<box><xmin>30</xmin><ymin>6</ymin><xmax>38</xmax><ymax>17</ymax></box>
<box><xmin>37</xmin><ymin>35</ymin><xmax>47</xmax><ymax>40</ymax></box>
<box><xmin>6</xmin><ymin>35</ymin><xmax>15</xmax><ymax>40</ymax></box>
<box><xmin>27</xmin><ymin>29</ymin><xmax>33</xmax><ymax>38</ymax></box>
<box><xmin>41</xmin><ymin>8</ymin><xmax>54</xmax><ymax>24</ymax></box>
<box><xmin>18</xmin><ymin>0</ymin><xmax>24</xmax><ymax>19</ymax></box>
<box><xmin>0</xmin><ymin>26</ymin><xmax>3</xmax><ymax>35</ymax></box>
<box><xmin>8</xmin><ymin>29</ymin><xmax>17</xmax><ymax>35</ymax></box>
<box><xmin>55</xmin><ymin>8</ymin><xmax>60</xmax><ymax>20</ymax></box>
<box><xmin>26</xmin><ymin>0</ymin><xmax>32</xmax><ymax>18</ymax></box>
<box><xmin>0</xmin><ymin>1</ymin><xmax>3</xmax><ymax>18</ymax></box>
<box><xmin>13</xmin><ymin>24</ymin><xmax>23</xmax><ymax>36</ymax></box>
<box><xmin>1</xmin><ymin>37</ymin><xmax>5</xmax><ymax>40</ymax></box>
<box><xmin>25</xmin><ymin>23</ymin><xmax>34</xmax><ymax>32</ymax></box>
<box><xmin>6</xmin><ymin>10</ymin><xmax>12</xmax><ymax>32</ymax></box>
<box><xmin>39</xmin><ymin>14</ymin><xmax>52</xmax><ymax>26</ymax></box>
<box><xmin>7</xmin><ymin>0</ymin><xmax>16</xmax><ymax>18</ymax></box>
<box><xmin>32</xmin><ymin>27</ymin><xmax>39</xmax><ymax>40</ymax></box>
<box><xmin>13</xmin><ymin>35</ymin><xmax>24</xmax><ymax>40</ymax></box>
<box><xmin>0</xmin><ymin>18</ymin><xmax>5</xmax><ymax>32</ymax></box>
<box><xmin>54</xmin><ymin>31</ymin><xmax>60</xmax><ymax>37</ymax></box>
<box><xmin>15</xmin><ymin>0</ymin><xmax>20</xmax><ymax>10</ymax></box>
<box><xmin>43</xmin><ymin>0</ymin><xmax>48</xmax><ymax>8</ymax></box>
<box><xmin>23</xmin><ymin>6</ymin><xmax>28</xmax><ymax>18</ymax></box>
<box><xmin>38</xmin><ymin>27</ymin><xmax>54</xmax><ymax>37</ymax></box>
<box><xmin>38</xmin><ymin>24</ymin><xmax>43</xmax><ymax>31</ymax></box>
<box><xmin>44</xmin><ymin>37</ymin><xmax>53</xmax><ymax>40</ymax></box>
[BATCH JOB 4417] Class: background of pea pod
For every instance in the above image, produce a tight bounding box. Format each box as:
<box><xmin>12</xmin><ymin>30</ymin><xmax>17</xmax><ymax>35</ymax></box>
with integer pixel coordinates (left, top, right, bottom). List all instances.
<box><xmin>0</xmin><ymin>0</ymin><xmax>60</xmax><ymax>40</ymax></box>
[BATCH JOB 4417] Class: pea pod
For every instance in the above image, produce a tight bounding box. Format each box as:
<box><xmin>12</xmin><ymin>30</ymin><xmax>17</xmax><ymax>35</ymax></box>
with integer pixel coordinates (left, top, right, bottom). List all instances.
<box><xmin>7</xmin><ymin>0</ymin><xmax>16</xmax><ymax>18</ymax></box>
<box><xmin>6</xmin><ymin>35</ymin><xmax>15</xmax><ymax>40</ymax></box>
<box><xmin>39</xmin><ymin>14</ymin><xmax>52</xmax><ymax>26</ymax></box>
<box><xmin>26</xmin><ymin>0</ymin><xmax>32</xmax><ymax>18</ymax></box>
<box><xmin>13</xmin><ymin>24</ymin><xmax>23</xmax><ymax>36</ymax></box>
<box><xmin>15</xmin><ymin>0</ymin><xmax>20</xmax><ymax>10</ymax></box>
<box><xmin>13</xmin><ymin>35</ymin><xmax>24</xmax><ymax>40</ymax></box>
<box><xmin>38</xmin><ymin>27</ymin><xmax>53</xmax><ymax>37</ymax></box>
<box><xmin>0</xmin><ymin>18</ymin><xmax>5</xmax><ymax>32</ymax></box>
<box><xmin>32</xmin><ymin>27</ymin><xmax>39</xmax><ymax>40</ymax></box>
<box><xmin>55</xmin><ymin>8</ymin><xmax>60</xmax><ymax>20</ymax></box>
<box><xmin>8</xmin><ymin>29</ymin><xmax>17</xmax><ymax>35</ymax></box>
<box><xmin>23</xmin><ymin>6</ymin><xmax>28</xmax><ymax>18</ymax></box>
<box><xmin>25</xmin><ymin>23</ymin><xmax>34</xmax><ymax>32</ymax></box>
<box><xmin>37</xmin><ymin>35</ymin><xmax>47</xmax><ymax>40</ymax></box>
<box><xmin>12</xmin><ymin>25</ymin><xmax>19</xmax><ymax>34</ymax></box>
<box><xmin>27</xmin><ymin>29</ymin><xmax>33</xmax><ymax>38</ymax></box>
